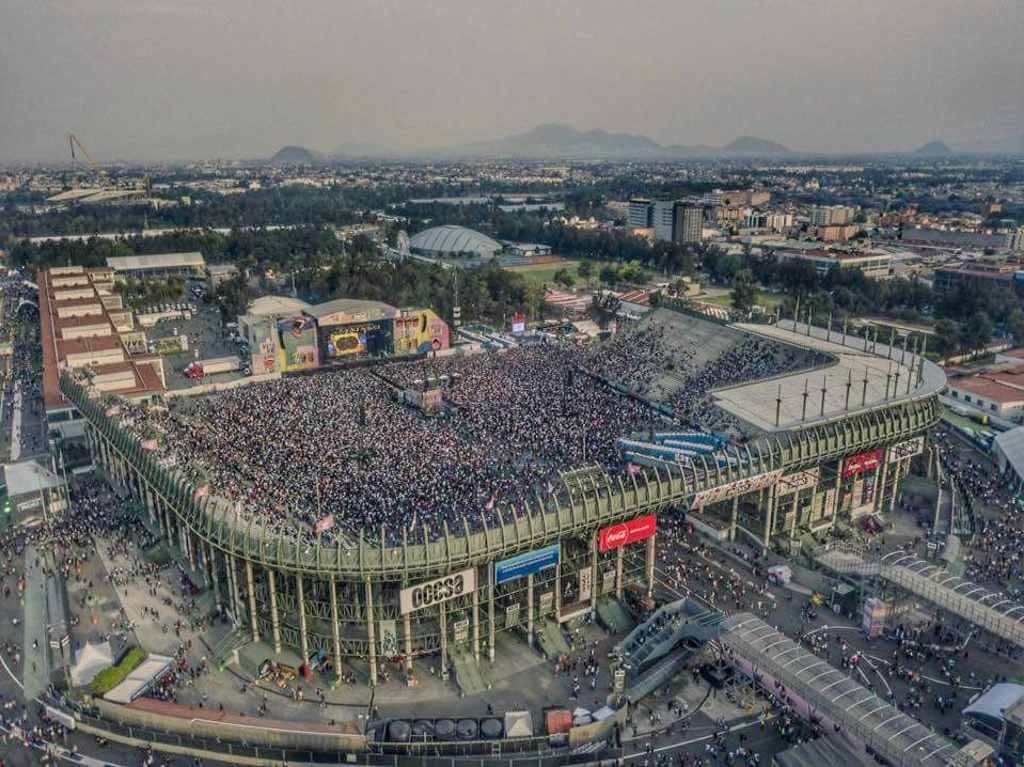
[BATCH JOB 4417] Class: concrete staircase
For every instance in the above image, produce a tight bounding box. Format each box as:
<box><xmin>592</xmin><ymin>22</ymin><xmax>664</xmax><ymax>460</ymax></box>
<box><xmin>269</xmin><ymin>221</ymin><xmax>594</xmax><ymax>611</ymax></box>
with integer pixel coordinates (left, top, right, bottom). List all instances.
<box><xmin>596</xmin><ymin>598</ymin><xmax>636</xmax><ymax>636</ymax></box>
<box><xmin>537</xmin><ymin>619</ymin><xmax>572</xmax><ymax>660</ymax></box>
<box><xmin>450</xmin><ymin>646</ymin><xmax>488</xmax><ymax>696</ymax></box>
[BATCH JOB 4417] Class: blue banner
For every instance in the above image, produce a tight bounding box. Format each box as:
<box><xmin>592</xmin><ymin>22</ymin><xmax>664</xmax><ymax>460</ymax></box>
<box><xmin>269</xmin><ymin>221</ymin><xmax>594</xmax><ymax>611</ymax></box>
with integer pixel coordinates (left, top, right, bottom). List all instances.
<box><xmin>495</xmin><ymin>544</ymin><xmax>561</xmax><ymax>585</ymax></box>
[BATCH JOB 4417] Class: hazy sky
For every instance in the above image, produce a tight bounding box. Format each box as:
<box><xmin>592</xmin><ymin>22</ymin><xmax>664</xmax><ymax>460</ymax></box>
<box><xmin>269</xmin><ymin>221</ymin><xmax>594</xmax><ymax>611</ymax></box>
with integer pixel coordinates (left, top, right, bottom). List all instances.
<box><xmin>2</xmin><ymin>0</ymin><xmax>1022</xmax><ymax>161</ymax></box>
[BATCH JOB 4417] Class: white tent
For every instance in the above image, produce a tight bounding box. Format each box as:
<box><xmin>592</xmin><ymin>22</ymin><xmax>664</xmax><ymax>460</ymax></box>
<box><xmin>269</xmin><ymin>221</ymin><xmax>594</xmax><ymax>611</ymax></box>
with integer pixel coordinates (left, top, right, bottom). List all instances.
<box><xmin>504</xmin><ymin>710</ymin><xmax>534</xmax><ymax>738</ymax></box>
<box><xmin>103</xmin><ymin>654</ymin><xmax>173</xmax><ymax>704</ymax></box>
<box><xmin>70</xmin><ymin>641</ymin><xmax>113</xmax><ymax>687</ymax></box>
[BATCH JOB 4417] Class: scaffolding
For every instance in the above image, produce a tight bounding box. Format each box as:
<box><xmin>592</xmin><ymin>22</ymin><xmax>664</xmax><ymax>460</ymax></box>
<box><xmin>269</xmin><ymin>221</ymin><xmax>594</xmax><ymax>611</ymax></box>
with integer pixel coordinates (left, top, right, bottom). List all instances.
<box><xmin>722</xmin><ymin>613</ymin><xmax>966</xmax><ymax>767</ymax></box>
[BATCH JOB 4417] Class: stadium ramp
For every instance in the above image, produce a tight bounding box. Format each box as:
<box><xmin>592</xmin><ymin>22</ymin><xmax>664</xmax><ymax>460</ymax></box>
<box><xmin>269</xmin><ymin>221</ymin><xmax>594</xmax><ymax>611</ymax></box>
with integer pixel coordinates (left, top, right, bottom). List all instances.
<box><xmin>450</xmin><ymin>646</ymin><xmax>488</xmax><ymax>697</ymax></box>
<box><xmin>537</xmin><ymin>620</ymin><xmax>572</xmax><ymax>660</ymax></box>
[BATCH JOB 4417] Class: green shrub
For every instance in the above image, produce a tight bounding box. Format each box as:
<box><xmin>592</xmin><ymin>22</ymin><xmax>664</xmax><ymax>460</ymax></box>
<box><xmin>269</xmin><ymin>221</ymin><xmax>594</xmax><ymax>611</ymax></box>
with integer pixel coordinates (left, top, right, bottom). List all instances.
<box><xmin>90</xmin><ymin>647</ymin><xmax>146</xmax><ymax>695</ymax></box>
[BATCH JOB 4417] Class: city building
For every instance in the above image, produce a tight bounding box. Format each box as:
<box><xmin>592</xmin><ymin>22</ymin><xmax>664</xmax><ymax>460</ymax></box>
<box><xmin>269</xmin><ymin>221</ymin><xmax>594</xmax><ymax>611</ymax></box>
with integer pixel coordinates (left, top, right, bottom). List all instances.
<box><xmin>810</xmin><ymin>205</ymin><xmax>857</xmax><ymax>226</ymax></box>
<box><xmin>815</xmin><ymin>224</ymin><xmax>862</xmax><ymax>242</ymax></box>
<box><xmin>945</xmin><ymin>367</ymin><xmax>1024</xmax><ymax>419</ymax></box>
<box><xmin>673</xmin><ymin>203</ymin><xmax>703</xmax><ymax>244</ymax></box>
<box><xmin>105</xmin><ymin>251</ymin><xmax>206</xmax><ymax>280</ymax></box>
<box><xmin>932</xmin><ymin>258</ymin><xmax>1017</xmax><ymax>294</ymax></box>
<box><xmin>627</xmin><ymin>198</ymin><xmax>653</xmax><ymax>228</ymax></box>
<box><xmin>1009</xmin><ymin>227</ymin><xmax>1024</xmax><ymax>253</ymax></box>
<box><xmin>38</xmin><ymin>266</ymin><xmax>166</xmax><ymax>435</ymax></box>
<box><xmin>901</xmin><ymin>227</ymin><xmax>1008</xmax><ymax>251</ymax></box>
<box><xmin>775</xmin><ymin>248</ymin><xmax>892</xmax><ymax>280</ymax></box>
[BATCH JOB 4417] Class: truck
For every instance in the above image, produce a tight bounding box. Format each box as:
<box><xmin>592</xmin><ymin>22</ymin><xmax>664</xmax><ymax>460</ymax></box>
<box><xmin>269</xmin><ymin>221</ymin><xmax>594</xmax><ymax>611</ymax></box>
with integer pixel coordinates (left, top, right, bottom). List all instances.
<box><xmin>184</xmin><ymin>355</ymin><xmax>241</xmax><ymax>380</ymax></box>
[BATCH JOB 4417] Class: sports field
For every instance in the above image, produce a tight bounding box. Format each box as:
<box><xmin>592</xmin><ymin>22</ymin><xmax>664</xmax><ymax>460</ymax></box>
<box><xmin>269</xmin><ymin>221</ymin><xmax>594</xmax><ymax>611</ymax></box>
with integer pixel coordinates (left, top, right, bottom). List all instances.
<box><xmin>504</xmin><ymin>259</ymin><xmax>615</xmax><ymax>289</ymax></box>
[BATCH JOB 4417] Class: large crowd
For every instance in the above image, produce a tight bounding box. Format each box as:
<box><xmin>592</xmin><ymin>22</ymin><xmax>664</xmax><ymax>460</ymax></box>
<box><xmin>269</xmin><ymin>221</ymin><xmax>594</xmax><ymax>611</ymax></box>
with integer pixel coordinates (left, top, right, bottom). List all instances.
<box><xmin>134</xmin><ymin>343</ymin><xmax>657</xmax><ymax>543</ymax></box>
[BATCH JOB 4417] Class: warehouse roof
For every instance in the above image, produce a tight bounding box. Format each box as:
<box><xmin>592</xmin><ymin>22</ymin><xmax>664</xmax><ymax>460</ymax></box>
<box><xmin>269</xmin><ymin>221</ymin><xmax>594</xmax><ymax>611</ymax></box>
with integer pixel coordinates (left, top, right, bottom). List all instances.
<box><xmin>106</xmin><ymin>252</ymin><xmax>205</xmax><ymax>272</ymax></box>
<box><xmin>246</xmin><ymin>295</ymin><xmax>310</xmax><ymax>317</ymax></box>
<box><xmin>305</xmin><ymin>297</ymin><xmax>398</xmax><ymax>322</ymax></box>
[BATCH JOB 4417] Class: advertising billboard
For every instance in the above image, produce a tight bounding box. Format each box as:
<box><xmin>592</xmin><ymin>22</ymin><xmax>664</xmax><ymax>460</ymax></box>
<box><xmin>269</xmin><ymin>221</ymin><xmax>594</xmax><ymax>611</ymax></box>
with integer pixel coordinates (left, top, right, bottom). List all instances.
<box><xmin>888</xmin><ymin>436</ymin><xmax>924</xmax><ymax>461</ymax></box>
<box><xmin>690</xmin><ymin>470</ymin><xmax>783</xmax><ymax>508</ymax></box>
<box><xmin>394</xmin><ymin>309</ymin><xmax>451</xmax><ymax>356</ymax></box>
<box><xmin>399</xmin><ymin>567</ymin><xmax>477</xmax><ymax>615</ymax></box>
<box><xmin>843</xmin><ymin>448</ymin><xmax>884</xmax><ymax>478</ymax></box>
<box><xmin>495</xmin><ymin>544</ymin><xmax>560</xmax><ymax>585</ymax></box>
<box><xmin>599</xmin><ymin>514</ymin><xmax>657</xmax><ymax>552</ymax></box>
<box><xmin>511</xmin><ymin>311</ymin><xmax>526</xmax><ymax>336</ymax></box>
<box><xmin>276</xmin><ymin>315</ymin><xmax>319</xmax><ymax>371</ymax></box>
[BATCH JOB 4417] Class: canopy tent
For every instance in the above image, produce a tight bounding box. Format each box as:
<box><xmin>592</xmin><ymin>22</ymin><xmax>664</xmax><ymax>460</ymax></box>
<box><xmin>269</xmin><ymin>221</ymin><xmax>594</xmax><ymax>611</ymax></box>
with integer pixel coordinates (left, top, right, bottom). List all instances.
<box><xmin>70</xmin><ymin>641</ymin><xmax>113</xmax><ymax>687</ymax></box>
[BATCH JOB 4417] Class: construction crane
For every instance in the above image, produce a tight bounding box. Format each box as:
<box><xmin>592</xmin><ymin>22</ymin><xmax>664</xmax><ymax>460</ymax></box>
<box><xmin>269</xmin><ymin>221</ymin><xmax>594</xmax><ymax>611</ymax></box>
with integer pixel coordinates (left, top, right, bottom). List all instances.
<box><xmin>66</xmin><ymin>133</ymin><xmax>102</xmax><ymax>175</ymax></box>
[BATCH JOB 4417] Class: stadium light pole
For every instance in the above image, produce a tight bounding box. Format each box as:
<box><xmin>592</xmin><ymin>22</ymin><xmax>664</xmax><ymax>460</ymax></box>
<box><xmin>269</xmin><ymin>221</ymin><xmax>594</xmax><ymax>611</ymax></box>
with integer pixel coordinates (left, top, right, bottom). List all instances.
<box><xmin>845</xmin><ymin>370</ymin><xmax>852</xmax><ymax>411</ymax></box>
<box><xmin>862</xmin><ymin>367</ymin><xmax>869</xmax><ymax>405</ymax></box>
<box><xmin>820</xmin><ymin>376</ymin><xmax>827</xmax><ymax>416</ymax></box>
<box><xmin>826</xmin><ymin>312</ymin><xmax>832</xmax><ymax>342</ymax></box>
<box><xmin>919</xmin><ymin>336</ymin><xmax>928</xmax><ymax>383</ymax></box>
<box><xmin>775</xmin><ymin>384</ymin><xmax>782</xmax><ymax>427</ymax></box>
<box><xmin>842</xmin><ymin>317</ymin><xmax>848</xmax><ymax>347</ymax></box>
<box><xmin>801</xmin><ymin>379</ymin><xmax>809</xmax><ymax>422</ymax></box>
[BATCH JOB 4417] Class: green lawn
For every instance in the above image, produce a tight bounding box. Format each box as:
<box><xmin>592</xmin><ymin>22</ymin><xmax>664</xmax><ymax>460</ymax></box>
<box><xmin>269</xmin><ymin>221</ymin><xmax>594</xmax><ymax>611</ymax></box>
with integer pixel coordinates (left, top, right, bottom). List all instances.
<box><xmin>702</xmin><ymin>289</ymin><xmax>785</xmax><ymax>310</ymax></box>
<box><xmin>504</xmin><ymin>259</ymin><xmax>618</xmax><ymax>289</ymax></box>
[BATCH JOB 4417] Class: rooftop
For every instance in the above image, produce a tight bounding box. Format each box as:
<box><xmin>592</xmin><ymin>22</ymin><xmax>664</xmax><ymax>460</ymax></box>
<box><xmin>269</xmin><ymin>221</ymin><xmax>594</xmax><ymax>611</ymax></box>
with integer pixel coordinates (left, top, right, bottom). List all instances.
<box><xmin>106</xmin><ymin>252</ymin><xmax>205</xmax><ymax>272</ymax></box>
<box><xmin>305</xmin><ymin>297</ymin><xmax>398</xmax><ymax>322</ymax></box>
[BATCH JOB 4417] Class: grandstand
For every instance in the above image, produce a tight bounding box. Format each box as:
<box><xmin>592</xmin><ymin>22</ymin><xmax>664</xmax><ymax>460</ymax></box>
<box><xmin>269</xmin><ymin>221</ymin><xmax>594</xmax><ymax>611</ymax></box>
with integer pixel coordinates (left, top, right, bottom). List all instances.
<box><xmin>63</xmin><ymin>304</ymin><xmax>946</xmax><ymax>683</ymax></box>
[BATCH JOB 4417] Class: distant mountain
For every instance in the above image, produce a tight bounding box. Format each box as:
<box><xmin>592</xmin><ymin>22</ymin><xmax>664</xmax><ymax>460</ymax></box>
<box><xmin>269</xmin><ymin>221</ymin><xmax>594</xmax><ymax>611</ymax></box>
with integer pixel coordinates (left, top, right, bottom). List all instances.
<box><xmin>721</xmin><ymin>136</ymin><xmax>792</xmax><ymax>155</ymax></box>
<box><xmin>911</xmin><ymin>140</ymin><xmax>952</xmax><ymax>156</ymax></box>
<box><xmin>443</xmin><ymin>124</ymin><xmax>793</xmax><ymax>159</ymax></box>
<box><xmin>269</xmin><ymin>145</ymin><xmax>319</xmax><ymax>164</ymax></box>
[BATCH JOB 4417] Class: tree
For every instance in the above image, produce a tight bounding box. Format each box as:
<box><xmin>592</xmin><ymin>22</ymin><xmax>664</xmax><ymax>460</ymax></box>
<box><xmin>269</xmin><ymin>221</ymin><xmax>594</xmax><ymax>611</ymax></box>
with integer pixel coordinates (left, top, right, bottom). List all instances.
<box><xmin>933</xmin><ymin>318</ymin><xmax>961</xmax><ymax>357</ymax></box>
<box><xmin>577</xmin><ymin>260</ymin><xmax>593</xmax><ymax>286</ymax></box>
<box><xmin>553</xmin><ymin>268</ymin><xmax>575</xmax><ymax>289</ymax></box>
<box><xmin>730</xmin><ymin>269</ymin><xmax>757</xmax><ymax>314</ymax></box>
<box><xmin>1008</xmin><ymin>308</ymin><xmax>1024</xmax><ymax>345</ymax></box>
<box><xmin>963</xmin><ymin>311</ymin><xmax>993</xmax><ymax>356</ymax></box>
<box><xmin>599</xmin><ymin>264</ymin><xmax>620</xmax><ymax>287</ymax></box>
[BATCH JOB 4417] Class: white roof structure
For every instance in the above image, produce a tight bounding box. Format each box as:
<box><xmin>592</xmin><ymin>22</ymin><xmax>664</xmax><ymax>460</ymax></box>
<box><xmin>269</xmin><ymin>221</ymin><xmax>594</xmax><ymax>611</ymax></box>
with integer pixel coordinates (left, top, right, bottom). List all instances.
<box><xmin>994</xmin><ymin>427</ymin><xmax>1024</xmax><ymax>480</ymax></box>
<box><xmin>106</xmin><ymin>252</ymin><xmax>205</xmax><ymax>272</ymax></box>
<box><xmin>3</xmin><ymin>461</ymin><xmax>63</xmax><ymax>498</ymax></box>
<box><xmin>409</xmin><ymin>225</ymin><xmax>502</xmax><ymax>257</ymax></box>
<box><xmin>70</xmin><ymin>641</ymin><xmax>113</xmax><ymax>687</ymax></box>
<box><xmin>246</xmin><ymin>295</ymin><xmax>310</xmax><ymax>317</ymax></box>
<box><xmin>103</xmin><ymin>654</ymin><xmax>173</xmax><ymax>704</ymax></box>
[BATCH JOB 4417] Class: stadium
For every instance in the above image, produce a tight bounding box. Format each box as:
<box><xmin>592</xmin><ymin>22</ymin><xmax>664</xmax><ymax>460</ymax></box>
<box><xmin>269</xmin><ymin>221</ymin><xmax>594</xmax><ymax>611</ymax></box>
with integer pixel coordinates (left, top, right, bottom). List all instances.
<box><xmin>62</xmin><ymin>305</ymin><xmax>944</xmax><ymax>687</ymax></box>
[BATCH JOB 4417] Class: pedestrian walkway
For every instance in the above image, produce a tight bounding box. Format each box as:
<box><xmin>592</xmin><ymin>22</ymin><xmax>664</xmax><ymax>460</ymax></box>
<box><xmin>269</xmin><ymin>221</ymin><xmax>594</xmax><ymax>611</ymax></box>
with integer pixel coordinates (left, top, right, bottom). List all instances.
<box><xmin>22</xmin><ymin>546</ymin><xmax>50</xmax><ymax>700</ymax></box>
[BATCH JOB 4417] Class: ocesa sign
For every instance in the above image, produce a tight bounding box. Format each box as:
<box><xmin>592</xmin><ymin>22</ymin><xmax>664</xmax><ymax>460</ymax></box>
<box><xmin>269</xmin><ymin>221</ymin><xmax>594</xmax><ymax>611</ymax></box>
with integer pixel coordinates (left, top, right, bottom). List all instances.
<box><xmin>599</xmin><ymin>514</ymin><xmax>657</xmax><ymax>552</ymax></box>
<box><xmin>399</xmin><ymin>568</ymin><xmax>477</xmax><ymax>615</ymax></box>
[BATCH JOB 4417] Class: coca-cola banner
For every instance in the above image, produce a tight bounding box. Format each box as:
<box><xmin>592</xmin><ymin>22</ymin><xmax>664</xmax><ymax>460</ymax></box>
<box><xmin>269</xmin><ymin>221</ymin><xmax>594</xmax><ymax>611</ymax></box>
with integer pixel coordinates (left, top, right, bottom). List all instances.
<box><xmin>599</xmin><ymin>514</ymin><xmax>657</xmax><ymax>552</ymax></box>
<box><xmin>843</xmin><ymin>448</ymin><xmax>884</xmax><ymax>478</ymax></box>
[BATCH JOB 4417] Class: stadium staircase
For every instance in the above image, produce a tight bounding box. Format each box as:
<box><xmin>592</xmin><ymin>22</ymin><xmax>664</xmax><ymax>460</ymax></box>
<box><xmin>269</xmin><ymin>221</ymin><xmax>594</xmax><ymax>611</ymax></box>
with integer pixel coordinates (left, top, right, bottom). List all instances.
<box><xmin>537</xmin><ymin>620</ymin><xmax>572</xmax><ymax>660</ymax></box>
<box><xmin>596</xmin><ymin>599</ymin><xmax>636</xmax><ymax>636</ymax></box>
<box><xmin>450</xmin><ymin>646</ymin><xmax>488</xmax><ymax>697</ymax></box>
<box><xmin>612</xmin><ymin>598</ymin><xmax>723</xmax><ymax>702</ymax></box>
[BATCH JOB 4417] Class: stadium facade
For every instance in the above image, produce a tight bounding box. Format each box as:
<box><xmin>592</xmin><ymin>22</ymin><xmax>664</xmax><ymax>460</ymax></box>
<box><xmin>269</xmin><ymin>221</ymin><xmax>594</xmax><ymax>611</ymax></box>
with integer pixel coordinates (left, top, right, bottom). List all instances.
<box><xmin>61</xmin><ymin>311</ymin><xmax>945</xmax><ymax>685</ymax></box>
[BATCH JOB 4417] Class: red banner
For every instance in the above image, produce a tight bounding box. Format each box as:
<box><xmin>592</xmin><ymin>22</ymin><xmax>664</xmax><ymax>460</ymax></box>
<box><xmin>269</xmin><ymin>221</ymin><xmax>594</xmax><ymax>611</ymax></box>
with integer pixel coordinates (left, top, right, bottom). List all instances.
<box><xmin>599</xmin><ymin>514</ymin><xmax>657</xmax><ymax>552</ymax></box>
<box><xmin>843</xmin><ymin>449</ymin><xmax>883</xmax><ymax>478</ymax></box>
<box><xmin>314</xmin><ymin>513</ymin><xmax>336</xmax><ymax>534</ymax></box>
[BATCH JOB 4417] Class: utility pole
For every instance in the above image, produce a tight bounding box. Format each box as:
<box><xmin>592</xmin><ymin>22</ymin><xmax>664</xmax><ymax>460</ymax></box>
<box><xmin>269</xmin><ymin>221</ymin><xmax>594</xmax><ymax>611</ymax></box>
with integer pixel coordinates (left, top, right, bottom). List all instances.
<box><xmin>801</xmin><ymin>379</ymin><xmax>809</xmax><ymax>422</ymax></box>
<box><xmin>845</xmin><ymin>370</ymin><xmax>852</xmax><ymax>411</ymax></box>
<box><xmin>775</xmin><ymin>384</ymin><xmax>782</xmax><ymax>427</ymax></box>
<box><xmin>820</xmin><ymin>376</ymin><xmax>827</xmax><ymax>416</ymax></box>
<box><xmin>862</xmin><ymin>367</ymin><xmax>869</xmax><ymax>405</ymax></box>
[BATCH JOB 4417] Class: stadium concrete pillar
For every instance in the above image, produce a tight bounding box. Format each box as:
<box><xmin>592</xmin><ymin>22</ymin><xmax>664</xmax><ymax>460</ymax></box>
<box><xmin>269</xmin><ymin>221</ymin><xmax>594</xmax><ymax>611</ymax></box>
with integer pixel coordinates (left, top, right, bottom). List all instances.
<box><xmin>763</xmin><ymin>484</ymin><xmax>777</xmax><ymax>552</ymax></box>
<box><xmin>438</xmin><ymin>599</ymin><xmax>447</xmax><ymax>681</ymax></box>
<box><xmin>472</xmin><ymin>579</ymin><xmax>480</xmax><ymax>662</ymax></box>
<box><xmin>364</xmin><ymin>579</ymin><xmax>377</xmax><ymax>686</ymax></box>
<box><xmin>616</xmin><ymin>547</ymin><xmax>624</xmax><ymax>600</ymax></box>
<box><xmin>184</xmin><ymin>527</ymin><xmax>197</xmax><ymax>572</ymax></box>
<box><xmin>876</xmin><ymin>449</ymin><xmax>891</xmax><ymax>515</ymax></box>
<box><xmin>227</xmin><ymin>554</ymin><xmax>242</xmax><ymax>628</ymax></box>
<box><xmin>297</xmin><ymin>574</ymin><xmax>310</xmax><ymax>667</ymax></box>
<box><xmin>330</xmin><ymin>579</ymin><xmax>343</xmax><ymax>683</ymax></box>
<box><xmin>788</xmin><ymin>491</ymin><xmax>799</xmax><ymax>541</ymax></box>
<box><xmin>554</xmin><ymin>564</ymin><xmax>562</xmax><ymax>618</ymax></box>
<box><xmin>403</xmin><ymin>613</ymin><xmax>413</xmax><ymax>672</ymax></box>
<box><xmin>245</xmin><ymin>561</ymin><xmax>260</xmax><ymax>643</ymax></box>
<box><xmin>729</xmin><ymin>496</ymin><xmax>739</xmax><ymax>542</ymax></box>
<box><xmin>591</xmin><ymin>532</ymin><xmax>599</xmax><ymax>616</ymax></box>
<box><xmin>488</xmin><ymin>563</ymin><xmax>496</xmax><ymax>663</ymax></box>
<box><xmin>645</xmin><ymin>534</ymin><xmax>656</xmax><ymax>601</ymax></box>
<box><xmin>206</xmin><ymin>542</ymin><xmax>223</xmax><ymax>614</ymax></box>
<box><xmin>526</xmin><ymin>575</ymin><xmax>535</xmax><ymax>648</ymax></box>
<box><xmin>267</xmin><ymin>569</ymin><xmax>282</xmax><ymax>654</ymax></box>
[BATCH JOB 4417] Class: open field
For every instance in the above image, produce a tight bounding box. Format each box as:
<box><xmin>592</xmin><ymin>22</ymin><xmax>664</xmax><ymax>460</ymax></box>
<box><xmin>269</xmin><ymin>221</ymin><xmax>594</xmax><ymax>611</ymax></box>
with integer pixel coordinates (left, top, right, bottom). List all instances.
<box><xmin>503</xmin><ymin>259</ymin><xmax>616</xmax><ymax>289</ymax></box>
